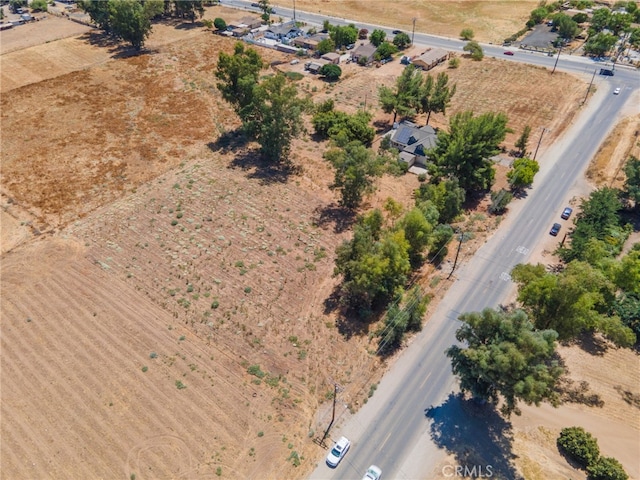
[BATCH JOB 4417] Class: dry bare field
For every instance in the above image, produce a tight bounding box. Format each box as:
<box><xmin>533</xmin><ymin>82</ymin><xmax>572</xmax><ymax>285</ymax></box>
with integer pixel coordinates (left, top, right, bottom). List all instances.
<box><xmin>1</xmin><ymin>4</ymin><xmax>639</xmax><ymax>480</ymax></box>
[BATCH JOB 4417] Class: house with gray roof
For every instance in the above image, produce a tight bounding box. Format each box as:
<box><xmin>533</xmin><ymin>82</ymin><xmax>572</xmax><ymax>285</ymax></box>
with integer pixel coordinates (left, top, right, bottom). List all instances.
<box><xmin>387</xmin><ymin>121</ymin><xmax>438</xmax><ymax>168</ymax></box>
<box><xmin>351</xmin><ymin>42</ymin><xmax>377</xmax><ymax>65</ymax></box>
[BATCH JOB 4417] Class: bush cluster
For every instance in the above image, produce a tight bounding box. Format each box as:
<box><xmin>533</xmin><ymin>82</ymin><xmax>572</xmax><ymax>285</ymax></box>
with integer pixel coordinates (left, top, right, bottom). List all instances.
<box><xmin>557</xmin><ymin>427</ymin><xmax>628</xmax><ymax>480</ymax></box>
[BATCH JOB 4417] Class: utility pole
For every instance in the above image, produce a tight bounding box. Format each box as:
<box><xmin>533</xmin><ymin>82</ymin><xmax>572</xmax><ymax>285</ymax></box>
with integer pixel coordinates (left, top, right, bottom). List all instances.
<box><xmin>319</xmin><ymin>384</ymin><xmax>339</xmax><ymax>448</ymax></box>
<box><xmin>292</xmin><ymin>0</ymin><xmax>296</xmax><ymax>22</ymax></box>
<box><xmin>448</xmin><ymin>231</ymin><xmax>464</xmax><ymax>280</ymax></box>
<box><xmin>412</xmin><ymin>17</ymin><xmax>417</xmax><ymax>45</ymax></box>
<box><xmin>582</xmin><ymin>68</ymin><xmax>597</xmax><ymax>105</ymax></box>
<box><xmin>533</xmin><ymin>127</ymin><xmax>546</xmax><ymax>160</ymax></box>
<box><xmin>551</xmin><ymin>43</ymin><xmax>562</xmax><ymax>74</ymax></box>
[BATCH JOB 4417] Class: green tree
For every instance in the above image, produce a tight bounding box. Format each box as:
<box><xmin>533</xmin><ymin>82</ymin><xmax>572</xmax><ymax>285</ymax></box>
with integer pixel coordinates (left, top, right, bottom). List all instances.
<box><xmin>324</xmin><ymin>141</ymin><xmax>383</xmax><ymax>208</ymax></box>
<box><xmin>587</xmin><ymin>457</ymin><xmax>629</xmax><ymax>480</ymax></box>
<box><xmin>629</xmin><ymin>28</ymin><xmax>640</xmax><ymax>48</ymax></box>
<box><xmin>623</xmin><ymin>155</ymin><xmax>640</xmax><ymax>208</ymax></box>
<box><xmin>258</xmin><ymin>0</ymin><xmax>273</xmax><ymax>23</ymax></box>
<box><xmin>460</xmin><ymin>28</ymin><xmax>474</xmax><ymax>40</ymax></box>
<box><xmin>213</xmin><ymin>17</ymin><xmax>226</xmax><ymax>30</ymax></box>
<box><xmin>463</xmin><ymin>40</ymin><xmax>484</xmax><ymax>60</ymax></box>
<box><xmin>393</xmin><ymin>32</ymin><xmax>412</xmax><ymax>49</ymax></box>
<box><xmin>241</xmin><ymin>74</ymin><xmax>309</xmax><ymax>164</ymax></box>
<box><xmin>378</xmin><ymin>65</ymin><xmax>423</xmax><ymax>123</ymax></box>
<box><xmin>589</xmin><ymin>7</ymin><xmax>610</xmax><ymax>33</ymax></box>
<box><xmin>615</xmin><ymin>249</ymin><xmax>640</xmax><ymax>294</ymax></box>
<box><xmin>334</xmin><ymin>225</ymin><xmax>411</xmax><ymax>316</ymax></box>
<box><xmin>614</xmin><ymin>291</ymin><xmax>640</xmax><ymax>339</ymax></box>
<box><xmin>428</xmin><ymin>224</ymin><xmax>454</xmax><ymax>264</ymax></box>
<box><xmin>432</xmin><ymin>111</ymin><xmax>509</xmax><ymax>193</ymax></box>
<box><xmin>415</xmin><ymin>178</ymin><xmax>465</xmax><ymax>224</ymax></box>
<box><xmin>507</xmin><ymin>157</ymin><xmax>540</xmax><ymax>190</ymax></box>
<box><xmin>419</xmin><ymin>72</ymin><xmax>456</xmax><ymax>125</ymax></box>
<box><xmin>173</xmin><ymin>0</ymin><xmax>203</xmax><ymax>22</ymax></box>
<box><xmin>607</xmin><ymin>12</ymin><xmax>632</xmax><ymax>35</ymax></box>
<box><xmin>515</xmin><ymin>125</ymin><xmax>531</xmax><ymax>157</ymax></box>
<box><xmin>530</xmin><ymin>6</ymin><xmax>549</xmax><ymax>24</ymax></box>
<box><xmin>370</xmin><ymin>28</ymin><xmax>386</xmax><ymax>47</ymax></box>
<box><xmin>557</xmin><ymin>427</ymin><xmax>600</xmax><ymax>469</ymax></box>
<box><xmin>572</xmin><ymin>12</ymin><xmax>589</xmax><ymax>24</ymax></box>
<box><xmin>215</xmin><ymin>42</ymin><xmax>264</xmax><ymax>111</ymax></box>
<box><xmin>330</xmin><ymin>24</ymin><xmax>358</xmax><ymax>48</ymax></box>
<box><xmin>553</xmin><ymin>12</ymin><xmax>580</xmax><ymax>39</ymax></box>
<box><xmin>377</xmin><ymin>285</ymin><xmax>429</xmax><ymax>354</ymax></box>
<box><xmin>558</xmin><ymin>187</ymin><xmax>624</xmax><ymax>262</ymax></box>
<box><xmin>488</xmin><ymin>188</ymin><xmax>513</xmax><ymax>214</ymax></box>
<box><xmin>316</xmin><ymin>38</ymin><xmax>335</xmax><ymax>55</ymax></box>
<box><xmin>109</xmin><ymin>0</ymin><xmax>153</xmax><ymax>51</ymax></box>
<box><xmin>511</xmin><ymin>262</ymin><xmax>635</xmax><ymax>346</ymax></box>
<box><xmin>583</xmin><ymin>32</ymin><xmax>617</xmax><ymax>56</ymax></box>
<box><xmin>312</xmin><ymin>101</ymin><xmax>374</xmax><ymax>145</ymax></box>
<box><xmin>397</xmin><ymin>207</ymin><xmax>433</xmax><ymax>266</ymax></box>
<box><xmin>375</xmin><ymin>41</ymin><xmax>398</xmax><ymax>61</ymax></box>
<box><xmin>446</xmin><ymin>308</ymin><xmax>562</xmax><ymax>416</ymax></box>
<box><xmin>79</xmin><ymin>0</ymin><xmax>112</xmax><ymax>32</ymax></box>
<box><xmin>319</xmin><ymin>63</ymin><xmax>342</xmax><ymax>81</ymax></box>
<box><xmin>30</xmin><ymin>0</ymin><xmax>48</xmax><ymax>12</ymax></box>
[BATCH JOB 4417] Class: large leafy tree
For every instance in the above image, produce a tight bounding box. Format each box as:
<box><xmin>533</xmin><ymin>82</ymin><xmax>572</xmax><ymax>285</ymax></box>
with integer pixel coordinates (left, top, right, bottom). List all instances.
<box><xmin>553</xmin><ymin>12</ymin><xmax>579</xmax><ymax>40</ymax></box>
<box><xmin>583</xmin><ymin>32</ymin><xmax>617</xmax><ymax>56</ymax></box>
<box><xmin>432</xmin><ymin>111</ymin><xmax>509</xmax><ymax>193</ymax></box>
<box><xmin>242</xmin><ymin>74</ymin><xmax>310</xmax><ymax>164</ymax></box>
<box><xmin>393</xmin><ymin>32</ymin><xmax>411</xmax><ymax>49</ymax></box>
<box><xmin>378</xmin><ymin>65</ymin><xmax>423</xmax><ymax>123</ymax></box>
<box><xmin>369</xmin><ymin>28</ymin><xmax>386</xmax><ymax>47</ymax></box>
<box><xmin>312</xmin><ymin>100</ymin><xmax>374</xmax><ymax>145</ymax></box>
<box><xmin>215</xmin><ymin>42</ymin><xmax>264</xmax><ymax>111</ymax></box>
<box><xmin>515</xmin><ymin>125</ymin><xmax>531</xmax><ymax>157</ymax></box>
<box><xmin>375</xmin><ymin>41</ymin><xmax>398</xmax><ymax>61</ymax></box>
<box><xmin>319</xmin><ymin>63</ymin><xmax>342</xmax><ymax>81</ymax></box>
<box><xmin>558</xmin><ymin>187</ymin><xmax>624</xmax><ymax>262</ymax></box>
<box><xmin>108</xmin><ymin>0</ymin><xmax>153</xmax><ymax>50</ymax></box>
<box><xmin>172</xmin><ymin>0</ymin><xmax>204</xmax><ymax>22</ymax></box>
<box><xmin>507</xmin><ymin>157</ymin><xmax>540</xmax><ymax>190</ymax></box>
<box><xmin>418</xmin><ymin>72</ymin><xmax>456</xmax><ymax>125</ymax></box>
<box><xmin>258</xmin><ymin>0</ymin><xmax>273</xmax><ymax>23</ymax></box>
<box><xmin>79</xmin><ymin>0</ymin><xmax>112</xmax><ymax>32</ymax></box>
<box><xmin>463</xmin><ymin>40</ymin><xmax>483</xmax><ymax>60</ymax></box>
<box><xmin>334</xmin><ymin>213</ymin><xmax>411</xmax><ymax>316</ymax></box>
<box><xmin>324</xmin><ymin>141</ymin><xmax>383</xmax><ymax>209</ymax></box>
<box><xmin>329</xmin><ymin>24</ymin><xmax>358</xmax><ymax>48</ymax></box>
<box><xmin>446</xmin><ymin>308</ymin><xmax>562</xmax><ymax>416</ymax></box>
<box><xmin>511</xmin><ymin>262</ymin><xmax>635</xmax><ymax>346</ymax></box>
<box><xmin>397</xmin><ymin>207</ymin><xmax>434</xmax><ymax>267</ymax></box>
<box><xmin>415</xmin><ymin>178</ymin><xmax>465</xmax><ymax>224</ymax></box>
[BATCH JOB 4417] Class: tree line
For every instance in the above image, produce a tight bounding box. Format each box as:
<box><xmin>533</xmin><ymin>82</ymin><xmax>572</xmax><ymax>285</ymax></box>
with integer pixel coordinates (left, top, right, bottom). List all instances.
<box><xmin>448</xmin><ymin>156</ymin><xmax>639</xmax><ymax>417</ymax></box>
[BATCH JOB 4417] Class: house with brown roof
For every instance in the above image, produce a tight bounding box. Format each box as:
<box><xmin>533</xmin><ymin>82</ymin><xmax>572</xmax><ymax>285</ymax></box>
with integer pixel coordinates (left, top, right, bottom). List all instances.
<box><xmin>351</xmin><ymin>42</ymin><xmax>377</xmax><ymax>65</ymax></box>
<box><xmin>411</xmin><ymin>48</ymin><xmax>450</xmax><ymax>71</ymax></box>
<box><xmin>229</xmin><ymin>15</ymin><xmax>262</xmax><ymax>30</ymax></box>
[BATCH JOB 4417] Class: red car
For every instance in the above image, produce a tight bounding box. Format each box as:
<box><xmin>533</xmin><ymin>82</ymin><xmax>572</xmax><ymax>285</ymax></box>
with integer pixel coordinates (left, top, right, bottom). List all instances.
<box><xmin>503</xmin><ymin>51</ymin><xmax>514</xmax><ymax>56</ymax></box>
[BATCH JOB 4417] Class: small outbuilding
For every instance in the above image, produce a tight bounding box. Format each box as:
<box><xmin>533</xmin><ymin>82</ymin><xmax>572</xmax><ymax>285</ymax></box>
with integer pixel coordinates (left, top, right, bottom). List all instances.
<box><xmin>320</xmin><ymin>52</ymin><xmax>341</xmax><ymax>64</ymax></box>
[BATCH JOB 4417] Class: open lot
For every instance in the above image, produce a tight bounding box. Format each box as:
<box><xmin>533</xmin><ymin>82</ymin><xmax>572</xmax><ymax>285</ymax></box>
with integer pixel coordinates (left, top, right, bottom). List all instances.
<box><xmin>1</xmin><ymin>4</ymin><xmax>638</xmax><ymax>479</ymax></box>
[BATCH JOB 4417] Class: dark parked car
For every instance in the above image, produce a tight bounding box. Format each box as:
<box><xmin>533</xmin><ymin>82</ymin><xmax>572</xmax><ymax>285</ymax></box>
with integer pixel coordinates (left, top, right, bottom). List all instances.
<box><xmin>550</xmin><ymin>223</ymin><xmax>561</xmax><ymax>236</ymax></box>
<box><xmin>599</xmin><ymin>68</ymin><xmax>614</xmax><ymax>76</ymax></box>
<box><xmin>561</xmin><ymin>207</ymin><xmax>573</xmax><ymax>220</ymax></box>
<box><xmin>392</xmin><ymin>29</ymin><xmax>403</xmax><ymax>34</ymax></box>
<box><xmin>503</xmin><ymin>51</ymin><xmax>514</xmax><ymax>56</ymax></box>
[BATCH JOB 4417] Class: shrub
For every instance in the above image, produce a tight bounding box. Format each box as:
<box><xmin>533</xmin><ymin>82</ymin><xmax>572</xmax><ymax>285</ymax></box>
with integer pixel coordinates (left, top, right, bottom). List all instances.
<box><xmin>557</xmin><ymin>427</ymin><xmax>600</xmax><ymax>469</ymax></box>
<box><xmin>587</xmin><ymin>457</ymin><xmax>628</xmax><ymax>480</ymax></box>
<box><xmin>213</xmin><ymin>17</ymin><xmax>226</xmax><ymax>31</ymax></box>
<box><xmin>460</xmin><ymin>28</ymin><xmax>474</xmax><ymax>40</ymax></box>
<box><xmin>489</xmin><ymin>189</ymin><xmax>513</xmax><ymax>214</ymax></box>
<box><xmin>448</xmin><ymin>57</ymin><xmax>460</xmax><ymax>68</ymax></box>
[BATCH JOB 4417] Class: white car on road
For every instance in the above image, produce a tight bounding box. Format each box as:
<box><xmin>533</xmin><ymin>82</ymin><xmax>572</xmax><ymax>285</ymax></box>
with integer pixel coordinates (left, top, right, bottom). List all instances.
<box><xmin>362</xmin><ymin>464</ymin><xmax>382</xmax><ymax>480</ymax></box>
<box><xmin>326</xmin><ymin>436</ymin><xmax>351</xmax><ymax>467</ymax></box>
<box><xmin>613</xmin><ymin>87</ymin><xmax>621</xmax><ymax>95</ymax></box>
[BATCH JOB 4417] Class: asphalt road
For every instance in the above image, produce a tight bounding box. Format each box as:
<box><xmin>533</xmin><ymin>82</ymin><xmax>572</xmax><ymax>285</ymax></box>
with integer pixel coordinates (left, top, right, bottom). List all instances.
<box><xmin>221</xmin><ymin>2</ymin><xmax>639</xmax><ymax>478</ymax></box>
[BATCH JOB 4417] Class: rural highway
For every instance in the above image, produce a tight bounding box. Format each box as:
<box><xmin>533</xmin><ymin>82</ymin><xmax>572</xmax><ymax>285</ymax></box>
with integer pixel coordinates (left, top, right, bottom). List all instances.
<box><xmin>222</xmin><ymin>1</ymin><xmax>639</xmax><ymax>478</ymax></box>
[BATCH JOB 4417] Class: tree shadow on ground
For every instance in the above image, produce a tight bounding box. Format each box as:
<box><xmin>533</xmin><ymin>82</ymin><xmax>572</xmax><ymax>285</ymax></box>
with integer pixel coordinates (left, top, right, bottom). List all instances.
<box><xmin>511</xmin><ymin>188</ymin><xmax>529</xmax><ymax>200</ymax></box>
<box><xmin>425</xmin><ymin>393</ymin><xmax>523</xmax><ymax>480</ymax></box>
<box><xmin>373</xmin><ymin>119</ymin><xmax>392</xmax><ymax>135</ymax></box>
<box><xmin>564</xmin><ymin>332</ymin><xmax>610</xmax><ymax>356</ymax></box>
<box><xmin>78</xmin><ymin>31</ymin><xmax>158</xmax><ymax>59</ymax></box>
<box><xmin>312</xmin><ymin>203</ymin><xmax>356</xmax><ymax>234</ymax></box>
<box><xmin>335</xmin><ymin>313</ymin><xmax>371</xmax><ymax>340</ymax></box>
<box><xmin>207</xmin><ymin>133</ymin><xmax>298</xmax><ymax>184</ymax></box>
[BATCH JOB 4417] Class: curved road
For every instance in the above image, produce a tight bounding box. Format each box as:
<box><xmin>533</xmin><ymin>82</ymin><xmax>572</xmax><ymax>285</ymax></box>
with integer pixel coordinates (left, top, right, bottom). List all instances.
<box><xmin>222</xmin><ymin>1</ymin><xmax>639</xmax><ymax>478</ymax></box>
